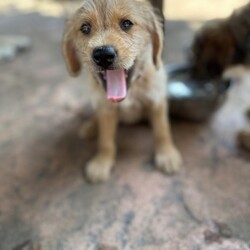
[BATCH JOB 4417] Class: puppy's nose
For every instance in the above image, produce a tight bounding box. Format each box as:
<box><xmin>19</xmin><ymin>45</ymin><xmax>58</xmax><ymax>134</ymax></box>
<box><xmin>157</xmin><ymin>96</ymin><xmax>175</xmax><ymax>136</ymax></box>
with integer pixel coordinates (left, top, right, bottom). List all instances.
<box><xmin>92</xmin><ymin>46</ymin><xmax>117</xmax><ymax>68</ymax></box>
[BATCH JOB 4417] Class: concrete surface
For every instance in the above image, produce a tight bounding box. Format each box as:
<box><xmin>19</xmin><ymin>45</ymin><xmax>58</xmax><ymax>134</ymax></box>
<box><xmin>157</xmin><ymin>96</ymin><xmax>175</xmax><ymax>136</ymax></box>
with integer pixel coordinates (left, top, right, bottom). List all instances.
<box><xmin>0</xmin><ymin>10</ymin><xmax>250</xmax><ymax>250</ymax></box>
<box><xmin>0</xmin><ymin>35</ymin><xmax>31</xmax><ymax>61</ymax></box>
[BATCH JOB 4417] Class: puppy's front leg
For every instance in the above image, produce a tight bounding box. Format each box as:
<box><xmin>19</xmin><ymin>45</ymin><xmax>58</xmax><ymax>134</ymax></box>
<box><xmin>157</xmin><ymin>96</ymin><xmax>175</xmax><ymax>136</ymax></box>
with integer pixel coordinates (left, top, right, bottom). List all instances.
<box><xmin>237</xmin><ymin>109</ymin><xmax>250</xmax><ymax>150</ymax></box>
<box><xmin>86</xmin><ymin>103</ymin><xmax>118</xmax><ymax>183</ymax></box>
<box><xmin>148</xmin><ymin>100</ymin><xmax>182</xmax><ymax>174</ymax></box>
<box><xmin>238</xmin><ymin>128</ymin><xmax>250</xmax><ymax>150</ymax></box>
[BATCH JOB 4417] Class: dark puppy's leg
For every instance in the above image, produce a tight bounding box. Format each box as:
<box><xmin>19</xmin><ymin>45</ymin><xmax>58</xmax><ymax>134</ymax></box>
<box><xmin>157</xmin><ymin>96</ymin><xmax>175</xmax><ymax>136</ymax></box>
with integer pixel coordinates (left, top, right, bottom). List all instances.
<box><xmin>237</xmin><ymin>107</ymin><xmax>250</xmax><ymax>151</ymax></box>
<box><xmin>148</xmin><ymin>100</ymin><xmax>182</xmax><ymax>174</ymax></box>
<box><xmin>85</xmin><ymin>103</ymin><xmax>118</xmax><ymax>183</ymax></box>
<box><xmin>244</xmin><ymin>34</ymin><xmax>250</xmax><ymax>64</ymax></box>
<box><xmin>238</xmin><ymin>128</ymin><xmax>250</xmax><ymax>151</ymax></box>
<box><xmin>246</xmin><ymin>108</ymin><xmax>250</xmax><ymax>119</ymax></box>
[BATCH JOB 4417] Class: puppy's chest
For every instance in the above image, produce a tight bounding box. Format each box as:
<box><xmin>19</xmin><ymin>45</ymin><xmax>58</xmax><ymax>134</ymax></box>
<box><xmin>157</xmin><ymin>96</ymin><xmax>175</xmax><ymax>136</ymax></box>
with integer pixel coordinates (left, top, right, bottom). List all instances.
<box><xmin>117</xmin><ymin>78</ymin><xmax>152</xmax><ymax>123</ymax></box>
<box><xmin>118</xmin><ymin>95</ymin><xmax>144</xmax><ymax>124</ymax></box>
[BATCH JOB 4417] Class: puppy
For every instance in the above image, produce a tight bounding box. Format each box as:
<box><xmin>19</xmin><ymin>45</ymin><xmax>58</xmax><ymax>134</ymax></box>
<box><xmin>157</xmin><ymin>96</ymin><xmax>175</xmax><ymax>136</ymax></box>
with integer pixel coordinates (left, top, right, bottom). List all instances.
<box><xmin>238</xmin><ymin>108</ymin><xmax>250</xmax><ymax>150</ymax></box>
<box><xmin>190</xmin><ymin>2</ymin><xmax>250</xmax><ymax>151</ymax></box>
<box><xmin>62</xmin><ymin>0</ymin><xmax>182</xmax><ymax>182</ymax></box>
<box><xmin>190</xmin><ymin>2</ymin><xmax>250</xmax><ymax>79</ymax></box>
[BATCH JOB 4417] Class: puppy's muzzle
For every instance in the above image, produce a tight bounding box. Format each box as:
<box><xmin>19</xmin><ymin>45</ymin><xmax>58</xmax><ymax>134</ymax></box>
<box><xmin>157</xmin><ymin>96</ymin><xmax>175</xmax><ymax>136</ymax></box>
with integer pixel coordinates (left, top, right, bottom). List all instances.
<box><xmin>92</xmin><ymin>46</ymin><xmax>117</xmax><ymax>69</ymax></box>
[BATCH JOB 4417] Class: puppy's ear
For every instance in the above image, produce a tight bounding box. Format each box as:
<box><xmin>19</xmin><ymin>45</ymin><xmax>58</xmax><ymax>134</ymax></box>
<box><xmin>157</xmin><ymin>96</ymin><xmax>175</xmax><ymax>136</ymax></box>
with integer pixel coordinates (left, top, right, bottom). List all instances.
<box><xmin>62</xmin><ymin>23</ymin><xmax>81</xmax><ymax>77</ymax></box>
<box><xmin>147</xmin><ymin>9</ymin><xmax>164</xmax><ymax>70</ymax></box>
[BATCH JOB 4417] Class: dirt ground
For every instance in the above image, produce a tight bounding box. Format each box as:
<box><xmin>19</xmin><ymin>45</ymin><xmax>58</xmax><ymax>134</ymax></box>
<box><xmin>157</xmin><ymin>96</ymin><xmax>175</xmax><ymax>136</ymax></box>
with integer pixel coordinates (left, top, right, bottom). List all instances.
<box><xmin>0</xmin><ymin>1</ymin><xmax>250</xmax><ymax>250</ymax></box>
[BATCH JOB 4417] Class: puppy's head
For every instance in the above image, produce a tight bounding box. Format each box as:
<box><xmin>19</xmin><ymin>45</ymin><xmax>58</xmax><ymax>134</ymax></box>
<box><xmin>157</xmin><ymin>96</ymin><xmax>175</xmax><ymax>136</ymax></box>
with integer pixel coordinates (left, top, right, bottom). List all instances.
<box><xmin>190</xmin><ymin>20</ymin><xmax>235</xmax><ymax>78</ymax></box>
<box><xmin>62</xmin><ymin>0</ymin><xmax>163</xmax><ymax>102</ymax></box>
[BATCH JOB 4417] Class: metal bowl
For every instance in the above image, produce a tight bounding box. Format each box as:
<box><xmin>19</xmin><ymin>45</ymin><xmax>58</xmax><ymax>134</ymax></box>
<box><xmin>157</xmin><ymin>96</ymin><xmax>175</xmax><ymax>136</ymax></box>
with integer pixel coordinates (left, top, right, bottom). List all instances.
<box><xmin>166</xmin><ymin>63</ymin><xmax>231</xmax><ymax>121</ymax></box>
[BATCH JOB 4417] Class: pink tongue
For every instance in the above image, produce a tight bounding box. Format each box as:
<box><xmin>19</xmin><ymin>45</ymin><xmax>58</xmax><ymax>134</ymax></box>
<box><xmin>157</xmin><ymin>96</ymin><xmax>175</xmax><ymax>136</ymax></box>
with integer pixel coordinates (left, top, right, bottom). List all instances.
<box><xmin>106</xmin><ymin>69</ymin><xmax>127</xmax><ymax>102</ymax></box>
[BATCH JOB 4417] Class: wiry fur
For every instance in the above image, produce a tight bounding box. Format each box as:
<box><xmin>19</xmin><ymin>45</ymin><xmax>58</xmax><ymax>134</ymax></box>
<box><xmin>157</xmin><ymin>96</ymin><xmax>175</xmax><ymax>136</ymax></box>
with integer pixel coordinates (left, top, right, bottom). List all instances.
<box><xmin>62</xmin><ymin>0</ymin><xmax>182</xmax><ymax>182</ymax></box>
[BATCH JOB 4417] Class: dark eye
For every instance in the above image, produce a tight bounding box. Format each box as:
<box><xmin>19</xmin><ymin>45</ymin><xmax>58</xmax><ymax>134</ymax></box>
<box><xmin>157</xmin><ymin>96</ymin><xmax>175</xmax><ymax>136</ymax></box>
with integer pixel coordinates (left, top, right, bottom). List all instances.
<box><xmin>120</xmin><ymin>19</ymin><xmax>133</xmax><ymax>31</ymax></box>
<box><xmin>80</xmin><ymin>23</ymin><xmax>91</xmax><ymax>35</ymax></box>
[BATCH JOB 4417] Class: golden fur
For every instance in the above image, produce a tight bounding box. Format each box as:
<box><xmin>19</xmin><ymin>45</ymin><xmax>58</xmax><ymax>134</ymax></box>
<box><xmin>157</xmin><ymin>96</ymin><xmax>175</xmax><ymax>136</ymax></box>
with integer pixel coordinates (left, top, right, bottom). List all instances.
<box><xmin>62</xmin><ymin>0</ymin><xmax>182</xmax><ymax>182</ymax></box>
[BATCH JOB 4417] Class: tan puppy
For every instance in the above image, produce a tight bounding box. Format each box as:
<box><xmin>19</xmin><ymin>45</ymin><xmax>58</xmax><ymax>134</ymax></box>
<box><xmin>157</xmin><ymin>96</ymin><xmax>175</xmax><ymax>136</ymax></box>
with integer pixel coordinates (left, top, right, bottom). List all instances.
<box><xmin>62</xmin><ymin>0</ymin><xmax>182</xmax><ymax>182</ymax></box>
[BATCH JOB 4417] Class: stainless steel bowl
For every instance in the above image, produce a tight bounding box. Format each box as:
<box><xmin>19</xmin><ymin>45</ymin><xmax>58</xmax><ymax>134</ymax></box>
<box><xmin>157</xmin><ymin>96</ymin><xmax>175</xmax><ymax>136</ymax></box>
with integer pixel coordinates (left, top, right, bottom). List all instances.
<box><xmin>166</xmin><ymin>64</ymin><xmax>231</xmax><ymax>121</ymax></box>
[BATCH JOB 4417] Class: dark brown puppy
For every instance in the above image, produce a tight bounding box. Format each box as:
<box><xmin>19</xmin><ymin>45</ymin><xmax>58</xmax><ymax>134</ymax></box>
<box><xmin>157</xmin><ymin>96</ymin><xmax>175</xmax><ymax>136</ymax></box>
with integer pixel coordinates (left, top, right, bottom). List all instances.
<box><xmin>190</xmin><ymin>3</ymin><xmax>250</xmax><ymax>151</ymax></box>
<box><xmin>190</xmin><ymin>2</ymin><xmax>250</xmax><ymax>79</ymax></box>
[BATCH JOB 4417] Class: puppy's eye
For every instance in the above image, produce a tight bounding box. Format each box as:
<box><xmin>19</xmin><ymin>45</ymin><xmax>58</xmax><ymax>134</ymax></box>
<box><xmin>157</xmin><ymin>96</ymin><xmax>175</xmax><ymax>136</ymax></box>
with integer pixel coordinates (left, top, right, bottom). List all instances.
<box><xmin>120</xmin><ymin>19</ymin><xmax>133</xmax><ymax>31</ymax></box>
<box><xmin>80</xmin><ymin>23</ymin><xmax>91</xmax><ymax>35</ymax></box>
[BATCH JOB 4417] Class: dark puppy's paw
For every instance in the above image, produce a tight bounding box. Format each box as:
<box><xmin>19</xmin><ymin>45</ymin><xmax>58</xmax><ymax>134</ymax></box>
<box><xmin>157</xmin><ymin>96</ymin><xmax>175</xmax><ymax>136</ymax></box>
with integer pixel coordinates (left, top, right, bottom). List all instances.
<box><xmin>237</xmin><ymin>128</ymin><xmax>250</xmax><ymax>151</ymax></box>
<box><xmin>246</xmin><ymin>108</ymin><xmax>250</xmax><ymax>119</ymax></box>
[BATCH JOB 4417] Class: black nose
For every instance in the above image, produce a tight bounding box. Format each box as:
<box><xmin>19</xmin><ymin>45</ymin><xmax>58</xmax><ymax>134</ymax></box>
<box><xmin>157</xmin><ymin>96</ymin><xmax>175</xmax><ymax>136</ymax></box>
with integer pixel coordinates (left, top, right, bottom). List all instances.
<box><xmin>92</xmin><ymin>46</ymin><xmax>117</xmax><ymax>68</ymax></box>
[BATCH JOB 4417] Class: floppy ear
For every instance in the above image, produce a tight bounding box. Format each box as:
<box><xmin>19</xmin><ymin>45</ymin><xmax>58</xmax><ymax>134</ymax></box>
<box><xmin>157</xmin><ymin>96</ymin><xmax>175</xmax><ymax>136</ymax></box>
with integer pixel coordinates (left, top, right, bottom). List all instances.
<box><xmin>62</xmin><ymin>25</ymin><xmax>82</xmax><ymax>77</ymax></box>
<box><xmin>148</xmin><ymin>9</ymin><xmax>164</xmax><ymax>70</ymax></box>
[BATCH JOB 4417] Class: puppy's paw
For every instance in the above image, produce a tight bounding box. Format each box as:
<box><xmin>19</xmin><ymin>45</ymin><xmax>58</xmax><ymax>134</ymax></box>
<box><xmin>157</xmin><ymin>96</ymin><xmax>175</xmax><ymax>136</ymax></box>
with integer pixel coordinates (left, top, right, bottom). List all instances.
<box><xmin>78</xmin><ymin>119</ymin><xmax>97</xmax><ymax>139</ymax></box>
<box><xmin>85</xmin><ymin>156</ymin><xmax>113</xmax><ymax>183</ymax></box>
<box><xmin>237</xmin><ymin>128</ymin><xmax>250</xmax><ymax>151</ymax></box>
<box><xmin>246</xmin><ymin>108</ymin><xmax>250</xmax><ymax>119</ymax></box>
<box><xmin>156</xmin><ymin>147</ymin><xmax>182</xmax><ymax>175</ymax></box>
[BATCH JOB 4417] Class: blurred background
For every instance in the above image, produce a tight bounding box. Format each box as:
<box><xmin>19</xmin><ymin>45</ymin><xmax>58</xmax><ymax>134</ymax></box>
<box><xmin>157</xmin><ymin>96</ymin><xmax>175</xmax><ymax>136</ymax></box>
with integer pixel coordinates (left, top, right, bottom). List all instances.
<box><xmin>0</xmin><ymin>0</ymin><xmax>248</xmax><ymax>19</ymax></box>
<box><xmin>0</xmin><ymin>1</ymin><xmax>250</xmax><ymax>250</ymax></box>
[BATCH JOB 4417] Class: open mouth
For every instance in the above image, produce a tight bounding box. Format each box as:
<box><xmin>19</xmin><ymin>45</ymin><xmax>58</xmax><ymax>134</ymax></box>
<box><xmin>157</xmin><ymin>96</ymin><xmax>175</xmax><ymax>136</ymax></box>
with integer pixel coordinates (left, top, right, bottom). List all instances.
<box><xmin>98</xmin><ymin>67</ymin><xmax>134</xmax><ymax>103</ymax></box>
